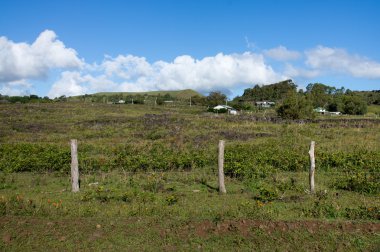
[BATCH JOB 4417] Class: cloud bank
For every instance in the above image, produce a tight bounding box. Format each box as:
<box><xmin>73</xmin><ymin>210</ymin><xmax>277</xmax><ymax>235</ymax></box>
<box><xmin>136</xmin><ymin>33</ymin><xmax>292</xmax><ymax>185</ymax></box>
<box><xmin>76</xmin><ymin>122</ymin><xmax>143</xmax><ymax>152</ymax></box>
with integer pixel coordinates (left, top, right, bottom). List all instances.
<box><xmin>0</xmin><ymin>30</ymin><xmax>83</xmax><ymax>83</ymax></box>
<box><xmin>1</xmin><ymin>30</ymin><xmax>380</xmax><ymax>98</ymax></box>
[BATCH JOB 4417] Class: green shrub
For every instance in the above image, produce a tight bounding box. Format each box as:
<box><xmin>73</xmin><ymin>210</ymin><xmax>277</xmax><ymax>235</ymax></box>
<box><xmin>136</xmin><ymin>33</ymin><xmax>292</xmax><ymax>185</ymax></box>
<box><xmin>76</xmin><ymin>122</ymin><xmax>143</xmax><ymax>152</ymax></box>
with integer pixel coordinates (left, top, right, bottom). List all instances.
<box><xmin>0</xmin><ymin>144</ymin><xmax>70</xmax><ymax>172</ymax></box>
<box><xmin>345</xmin><ymin>206</ymin><xmax>379</xmax><ymax>220</ymax></box>
<box><xmin>334</xmin><ymin>172</ymin><xmax>380</xmax><ymax>194</ymax></box>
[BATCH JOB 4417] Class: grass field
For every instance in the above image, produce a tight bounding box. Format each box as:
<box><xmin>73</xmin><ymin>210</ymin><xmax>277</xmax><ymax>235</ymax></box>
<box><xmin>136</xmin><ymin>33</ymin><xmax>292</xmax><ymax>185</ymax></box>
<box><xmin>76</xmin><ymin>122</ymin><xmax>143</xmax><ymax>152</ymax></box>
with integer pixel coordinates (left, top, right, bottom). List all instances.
<box><xmin>0</xmin><ymin>102</ymin><xmax>379</xmax><ymax>251</ymax></box>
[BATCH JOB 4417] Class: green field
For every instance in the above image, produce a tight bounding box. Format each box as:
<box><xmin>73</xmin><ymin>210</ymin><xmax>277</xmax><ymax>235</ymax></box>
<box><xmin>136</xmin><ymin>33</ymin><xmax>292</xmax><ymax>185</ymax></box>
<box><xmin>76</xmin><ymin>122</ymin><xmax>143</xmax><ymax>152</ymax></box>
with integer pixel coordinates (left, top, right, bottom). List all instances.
<box><xmin>0</xmin><ymin>102</ymin><xmax>379</xmax><ymax>251</ymax></box>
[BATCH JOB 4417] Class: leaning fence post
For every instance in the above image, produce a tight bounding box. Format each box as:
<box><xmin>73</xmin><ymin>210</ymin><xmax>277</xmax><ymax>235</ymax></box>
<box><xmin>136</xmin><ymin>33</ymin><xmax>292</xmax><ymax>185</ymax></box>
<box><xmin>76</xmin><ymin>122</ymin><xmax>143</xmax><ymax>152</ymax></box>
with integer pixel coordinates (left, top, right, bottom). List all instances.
<box><xmin>218</xmin><ymin>140</ymin><xmax>227</xmax><ymax>194</ymax></box>
<box><xmin>71</xmin><ymin>139</ymin><xmax>80</xmax><ymax>192</ymax></box>
<box><xmin>309</xmin><ymin>141</ymin><xmax>315</xmax><ymax>194</ymax></box>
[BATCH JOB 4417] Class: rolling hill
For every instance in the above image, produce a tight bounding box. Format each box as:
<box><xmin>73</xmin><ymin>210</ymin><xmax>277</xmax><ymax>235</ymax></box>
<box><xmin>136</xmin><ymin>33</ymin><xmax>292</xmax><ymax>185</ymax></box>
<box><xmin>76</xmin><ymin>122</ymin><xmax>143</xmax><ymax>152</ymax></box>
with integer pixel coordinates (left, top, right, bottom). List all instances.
<box><xmin>92</xmin><ymin>89</ymin><xmax>203</xmax><ymax>99</ymax></box>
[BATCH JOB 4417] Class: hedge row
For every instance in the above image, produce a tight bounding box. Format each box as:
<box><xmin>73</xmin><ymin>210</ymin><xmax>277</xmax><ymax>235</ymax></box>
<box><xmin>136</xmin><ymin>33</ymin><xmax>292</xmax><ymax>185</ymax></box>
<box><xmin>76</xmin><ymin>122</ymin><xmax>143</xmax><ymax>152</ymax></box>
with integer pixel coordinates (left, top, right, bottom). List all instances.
<box><xmin>1</xmin><ymin>143</ymin><xmax>379</xmax><ymax>174</ymax></box>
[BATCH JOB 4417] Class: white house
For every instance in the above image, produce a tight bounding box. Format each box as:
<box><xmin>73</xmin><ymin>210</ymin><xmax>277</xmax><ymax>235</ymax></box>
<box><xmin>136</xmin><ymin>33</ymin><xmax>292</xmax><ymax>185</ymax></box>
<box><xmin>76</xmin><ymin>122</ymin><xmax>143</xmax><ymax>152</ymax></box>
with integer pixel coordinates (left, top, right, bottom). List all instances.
<box><xmin>213</xmin><ymin>105</ymin><xmax>238</xmax><ymax>115</ymax></box>
<box><xmin>314</xmin><ymin>107</ymin><xmax>326</xmax><ymax>114</ymax></box>
<box><xmin>213</xmin><ymin>105</ymin><xmax>233</xmax><ymax>110</ymax></box>
<box><xmin>255</xmin><ymin>101</ymin><xmax>275</xmax><ymax>108</ymax></box>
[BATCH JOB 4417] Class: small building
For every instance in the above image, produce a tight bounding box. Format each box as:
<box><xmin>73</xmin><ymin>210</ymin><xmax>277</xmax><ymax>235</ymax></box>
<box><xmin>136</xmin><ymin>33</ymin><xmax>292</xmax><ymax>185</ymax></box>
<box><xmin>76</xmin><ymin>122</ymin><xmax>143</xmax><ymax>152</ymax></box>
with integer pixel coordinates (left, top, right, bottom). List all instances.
<box><xmin>314</xmin><ymin>107</ymin><xmax>327</xmax><ymax>114</ymax></box>
<box><xmin>255</xmin><ymin>101</ymin><xmax>275</xmax><ymax>108</ymax></box>
<box><xmin>329</xmin><ymin>111</ymin><xmax>342</xmax><ymax>115</ymax></box>
<box><xmin>229</xmin><ymin>110</ymin><xmax>238</xmax><ymax>115</ymax></box>
<box><xmin>213</xmin><ymin>105</ymin><xmax>237</xmax><ymax>115</ymax></box>
<box><xmin>213</xmin><ymin>105</ymin><xmax>233</xmax><ymax>110</ymax></box>
<box><xmin>117</xmin><ymin>100</ymin><xmax>125</xmax><ymax>104</ymax></box>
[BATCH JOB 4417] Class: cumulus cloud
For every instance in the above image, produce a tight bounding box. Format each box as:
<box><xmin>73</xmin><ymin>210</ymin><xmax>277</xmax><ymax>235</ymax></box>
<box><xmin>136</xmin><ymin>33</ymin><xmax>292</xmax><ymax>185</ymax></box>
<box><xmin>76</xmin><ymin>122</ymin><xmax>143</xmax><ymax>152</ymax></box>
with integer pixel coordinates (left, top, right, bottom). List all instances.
<box><xmin>264</xmin><ymin>46</ymin><xmax>301</xmax><ymax>61</ymax></box>
<box><xmin>0</xmin><ymin>80</ymin><xmax>33</xmax><ymax>96</ymax></box>
<box><xmin>284</xmin><ymin>64</ymin><xmax>320</xmax><ymax>79</ymax></box>
<box><xmin>106</xmin><ymin>52</ymin><xmax>282</xmax><ymax>90</ymax></box>
<box><xmin>305</xmin><ymin>46</ymin><xmax>380</xmax><ymax>78</ymax></box>
<box><xmin>3</xmin><ymin>30</ymin><xmax>380</xmax><ymax>98</ymax></box>
<box><xmin>48</xmin><ymin>71</ymin><xmax>122</xmax><ymax>98</ymax></box>
<box><xmin>47</xmin><ymin>52</ymin><xmax>284</xmax><ymax>98</ymax></box>
<box><xmin>0</xmin><ymin>30</ymin><xmax>83</xmax><ymax>83</ymax></box>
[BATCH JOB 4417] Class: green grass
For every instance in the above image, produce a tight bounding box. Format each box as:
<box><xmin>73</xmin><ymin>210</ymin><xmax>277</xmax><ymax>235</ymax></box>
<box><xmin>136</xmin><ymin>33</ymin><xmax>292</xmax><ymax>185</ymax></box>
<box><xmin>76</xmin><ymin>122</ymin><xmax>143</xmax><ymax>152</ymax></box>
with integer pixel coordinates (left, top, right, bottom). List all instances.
<box><xmin>0</xmin><ymin>171</ymin><xmax>379</xmax><ymax>251</ymax></box>
<box><xmin>368</xmin><ymin>104</ymin><xmax>380</xmax><ymax>116</ymax></box>
<box><xmin>0</xmin><ymin>102</ymin><xmax>379</xmax><ymax>250</ymax></box>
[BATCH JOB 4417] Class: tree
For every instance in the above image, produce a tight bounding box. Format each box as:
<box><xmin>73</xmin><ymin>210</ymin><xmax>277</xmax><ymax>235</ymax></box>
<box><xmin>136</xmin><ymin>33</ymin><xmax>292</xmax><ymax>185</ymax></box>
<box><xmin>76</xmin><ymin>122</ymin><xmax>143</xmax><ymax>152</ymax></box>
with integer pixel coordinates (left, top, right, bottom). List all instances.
<box><xmin>341</xmin><ymin>95</ymin><xmax>367</xmax><ymax>115</ymax></box>
<box><xmin>276</xmin><ymin>92</ymin><xmax>314</xmax><ymax>119</ymax></box>
<box><xmin>238</xmin><ymin>79</ymin><xmax>297</xmax><ymax>102</ymax></box>
<box><xmin>305</xmin><ymin>83</ymin><xmax>335</xmax><ymax>108</ymax></box>
<box><xmin>206</xmin><ymin>91</ymin><xmax>227</xmax><ymax>107</ymax></box>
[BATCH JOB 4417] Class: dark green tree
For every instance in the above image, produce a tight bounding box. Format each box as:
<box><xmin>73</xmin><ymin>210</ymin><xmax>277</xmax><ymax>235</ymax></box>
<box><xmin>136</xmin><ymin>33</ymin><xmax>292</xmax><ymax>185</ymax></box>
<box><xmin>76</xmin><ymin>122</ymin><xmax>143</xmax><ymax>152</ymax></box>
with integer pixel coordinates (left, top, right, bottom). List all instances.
<box><xmin>341</xmin><ymin>95</ymin><xmax>367</xmax><ymax>115</ymax></box>
<box><xmin>206</xmin><ymin>91</ymin><xmax>227</xmax><ymax>107</ymax></box>
<box><xmin>238</xmin><ymin>79</ymin><xmax>297</xmax><ymax>102</ymax></box>
<box><xmin>276</xmin><ymin>92</ymin><xmax>314</xmax><ymax>119</ymax></box>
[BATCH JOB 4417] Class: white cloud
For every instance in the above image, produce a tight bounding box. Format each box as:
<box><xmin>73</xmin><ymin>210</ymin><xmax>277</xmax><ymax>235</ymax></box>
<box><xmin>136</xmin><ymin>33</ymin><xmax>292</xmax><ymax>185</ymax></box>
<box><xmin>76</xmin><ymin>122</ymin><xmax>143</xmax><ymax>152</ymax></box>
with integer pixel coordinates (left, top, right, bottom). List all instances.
<box><xmin>4</xmin><ymin>29</ymin><xmax>380</xmax><ymax>98</ymax></box>
<box><xmin>0</xmin><ymin>80</ymin><xmax>33</xmax><ymax>96</ymax></box>
<box><xmin>47</xmin><ymin>52</ymin><xmax>284</xmax><ymax>97</ymax></box>
<box><xmin>305</xmin><ymin>46</ymin><xmax>380</xmax><ymax>78</ymax></box>
<box><xmin>264</xmin><ymin>46</ymin><xmax>301</xmax><ymax>61</ymax></box>
<box><xmin>0</xmin><ymin>30</ymin><xmax>83</xmax><ymax>83</ymax></box>
<box><xmin>48</xmin><ymin>71</ymin><xmax>88</xmax><ymax>98</ymax></box>
<box><xmin>284</xmin><ymin>63</ymin><xmax>320</xmax><ymax>79</ymax></box>
<box><xmin>119</xmin><ymin>52</ymin><xmax>279</xmax><ymax>89</ymax></box>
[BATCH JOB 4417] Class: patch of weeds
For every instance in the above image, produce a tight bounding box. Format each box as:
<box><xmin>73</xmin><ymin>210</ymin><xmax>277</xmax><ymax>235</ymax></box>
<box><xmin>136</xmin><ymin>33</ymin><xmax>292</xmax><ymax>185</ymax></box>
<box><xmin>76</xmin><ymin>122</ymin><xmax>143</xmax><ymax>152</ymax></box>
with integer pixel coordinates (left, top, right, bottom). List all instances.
<box><xmin>81</xmin><ymin>186</ymin><xmax>116</xmax><ymax>202</ymax></box>
<box><xmin>165</xmin><ymin>185</ymin><xmax>176</xmax><ymax>192</ymax></box>
<box><xmin>212</xmin><ymin>213</ymin><xmax>224</xmax><ymax>225</ymax></box>
<box><xmin>4</xmin><ymin>194</ymin><xmax>37</xmax><ymax>216</ymax></box>
<box><xmin>143</xmin><ymin>173</ymin><xmax>165</xmax><ymax>193</ymax></box>
<box><xmin>0</xmin><ymin>173</ymin><xmax>15</xmax><ymax>190</ymax></box>
<box><xmin>334</xmin><ymin>172</ymin><xmax>380</xmax><ymax>194</ymax></box>
<box><xmin>345</xmin><ymin>206</ymin><xmax>380</xmax><ymax>220</ymax></box>
<box><xmin>250</xmin><ymin>181</ymin><xmax>279</xmax><ymax>202</ymax></box>
<box><xmin>120</xmin><ymin>192</ymin><xmax>133</xmax><ymax>203</ymax></box>
<box><xmin>252</xmin><ymin>186</ymin><xmax>279</xmax><ymax>202</ymax></box>
<box><xmin>31</xmin><ymin>175</ymin><xmax>47</xmax><ymax>186</ymax></box>
<box><xmin>274</xmin><ymin>177</ymin><xmax>303</xmax><ymax>193</ymax></box>
<box><xmin>302</xmin><ymin>190</ymin><xmax>340</xmax><ymax>219</ymax></box>
<box><xmin>165</xmin><ymin>195</ymin><xmax>178</xmax><ymax>206</ymax></box>
<box><xmin>0</xmin><ymin>196</ymin><xmax>6</xmax><ymax>215</ymax></box>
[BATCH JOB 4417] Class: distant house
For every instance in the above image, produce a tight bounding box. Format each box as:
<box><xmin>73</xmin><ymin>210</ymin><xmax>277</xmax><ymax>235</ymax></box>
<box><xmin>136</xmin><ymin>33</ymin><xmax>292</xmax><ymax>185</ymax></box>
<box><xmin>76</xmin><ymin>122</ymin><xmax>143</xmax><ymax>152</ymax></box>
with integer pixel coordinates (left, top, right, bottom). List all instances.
<box><xmin>117</xmin><ymin>100</ymin><xmax>125</xmax><ymax>104</ymax></box>
<box><xmin>255</xmin><ymin>101</ymin><xmax>275</xmax><ymax>108</ymax></box>
<box><xmin>213</xmin><ymin>105</ymin><xmax>238</xmax><ymax>115</ymax></box>
<box><xmin>329</xmin><ymin>111</ymin><xmax>342</xmax><ymax>115</ymax></box>
<box><xmin>213</xmin><ymin>105</ymin><xmax>233</xmax><ymax>110</ymax></box>
<box><xmin>314</xmin><ymin>107</ymin><xmax>327</xmax><ymax>114</ymax></box>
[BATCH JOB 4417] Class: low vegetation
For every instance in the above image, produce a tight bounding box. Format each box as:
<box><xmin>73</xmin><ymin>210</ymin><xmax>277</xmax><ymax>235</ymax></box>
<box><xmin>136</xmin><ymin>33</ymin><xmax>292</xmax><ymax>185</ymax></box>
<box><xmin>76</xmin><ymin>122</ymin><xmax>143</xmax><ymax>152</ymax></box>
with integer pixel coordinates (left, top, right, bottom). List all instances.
<box><xmin>0</xmin><ymin>101</ymin><xmax>379</xmax><ymax>250</ymax></box>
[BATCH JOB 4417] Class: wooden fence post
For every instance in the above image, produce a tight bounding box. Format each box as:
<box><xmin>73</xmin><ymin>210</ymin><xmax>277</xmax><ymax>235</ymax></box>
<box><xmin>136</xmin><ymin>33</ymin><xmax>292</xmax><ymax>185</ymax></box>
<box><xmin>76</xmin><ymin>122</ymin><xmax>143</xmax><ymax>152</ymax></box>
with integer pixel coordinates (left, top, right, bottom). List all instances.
<box><xmin>309</xmin><ymin>141</ymin><xmax>315</xmax><ymax>194</ymax></box>
<box><xmin>71</xmin><ymin>139</ymin><xmax>80</xmax><ymax>192</ymax></box>
<box><xmin>218</xmin><ymin>140</ymin><xmax>227</xmax><ymax>194</ymax></box>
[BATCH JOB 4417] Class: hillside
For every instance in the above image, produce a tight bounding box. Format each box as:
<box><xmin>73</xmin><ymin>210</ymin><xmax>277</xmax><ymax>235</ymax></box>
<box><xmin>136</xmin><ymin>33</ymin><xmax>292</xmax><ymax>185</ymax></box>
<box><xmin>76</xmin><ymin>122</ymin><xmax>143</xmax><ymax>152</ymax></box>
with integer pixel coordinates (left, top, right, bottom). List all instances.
<box><xmin>92</xmin><ymin>89</ymin><xmax>203</xmax><ymax>99</ymax></box>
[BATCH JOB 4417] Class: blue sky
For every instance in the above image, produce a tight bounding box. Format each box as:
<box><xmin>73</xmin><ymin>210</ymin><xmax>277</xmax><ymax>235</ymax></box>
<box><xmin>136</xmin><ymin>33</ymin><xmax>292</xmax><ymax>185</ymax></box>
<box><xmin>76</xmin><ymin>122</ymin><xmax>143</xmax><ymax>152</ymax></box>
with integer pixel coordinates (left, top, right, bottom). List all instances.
<box><xmin>1</xmin><ymin>0</ymin><xmax>379</xmax><ymax>98</ymax></box>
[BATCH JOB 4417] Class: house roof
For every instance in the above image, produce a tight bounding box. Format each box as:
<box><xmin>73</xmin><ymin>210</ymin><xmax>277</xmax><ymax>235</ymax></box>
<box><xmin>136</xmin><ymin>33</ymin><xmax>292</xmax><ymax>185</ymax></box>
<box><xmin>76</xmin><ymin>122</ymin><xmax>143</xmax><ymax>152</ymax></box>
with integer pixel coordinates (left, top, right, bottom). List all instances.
<box><xmin>213</xmin><ymin>105</ymin><xmax>233</xmax><ymax>110</ymax></box>
<box><xmin>313</xmin><ymin>107</ymin><xmax>326</xmax><ymax>112</ymax></box>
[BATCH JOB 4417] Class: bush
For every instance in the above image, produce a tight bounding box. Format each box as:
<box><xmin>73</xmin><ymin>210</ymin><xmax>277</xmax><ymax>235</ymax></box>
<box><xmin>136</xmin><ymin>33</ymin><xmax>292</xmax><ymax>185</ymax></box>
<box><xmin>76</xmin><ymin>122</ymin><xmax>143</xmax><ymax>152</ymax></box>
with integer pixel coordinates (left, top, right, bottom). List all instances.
<box><xmin>341</xmin><ymin>95</ymin><xmax>367</xmax><ymax>115</ymax></box>
<box><xmin>334</xmin><ymin>172</ymin><xmax>380</xmax><ymax>194</ymax></box>
<box><xmin>276</xmin><ymin>93</ymin><xmax>314</xmax><ymax>119</ymax></box>
<box><xmin>0</xmin><ymin>144</ymin><xmax>70</xmax><ymax>172</ymax></box>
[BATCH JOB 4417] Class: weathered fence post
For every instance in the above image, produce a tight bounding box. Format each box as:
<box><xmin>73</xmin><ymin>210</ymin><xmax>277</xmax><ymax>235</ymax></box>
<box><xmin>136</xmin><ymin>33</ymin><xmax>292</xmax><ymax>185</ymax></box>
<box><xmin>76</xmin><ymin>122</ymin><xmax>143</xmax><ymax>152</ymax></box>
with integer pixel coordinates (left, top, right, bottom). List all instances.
<box><xmin>309</xmin><ymin>141</ymin><xmax>315</xmax><ymax>194</ymax></box>
<box><xmin>71</xmin><ymin>139</ymin><xmax>80</xmax><ymax>192</ymax></box>
<box><xmin>218</xmin><ymin>140</ymin><xmax>227</xmax><ymax>194</ymax></box>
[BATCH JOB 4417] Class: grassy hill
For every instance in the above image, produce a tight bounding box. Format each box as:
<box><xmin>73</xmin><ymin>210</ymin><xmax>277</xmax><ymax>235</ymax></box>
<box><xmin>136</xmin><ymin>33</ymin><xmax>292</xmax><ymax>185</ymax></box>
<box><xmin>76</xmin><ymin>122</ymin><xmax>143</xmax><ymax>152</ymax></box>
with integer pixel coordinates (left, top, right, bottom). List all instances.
<box><xmin>92</xmin><ymin>89</ymin><xmax>203</xmax><ymax>99</ymax></box>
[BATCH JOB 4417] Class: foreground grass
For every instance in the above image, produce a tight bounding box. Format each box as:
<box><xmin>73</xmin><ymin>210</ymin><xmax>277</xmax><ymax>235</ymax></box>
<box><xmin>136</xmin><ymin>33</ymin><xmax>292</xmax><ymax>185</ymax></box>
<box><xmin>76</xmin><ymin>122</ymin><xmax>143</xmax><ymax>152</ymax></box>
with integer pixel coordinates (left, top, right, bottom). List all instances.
<box><xmin>2</xmin><ymin>216</ymin><xmax>379</xmax><ymax>251</ymax></box>
<box><xmin>1</xmin><ymin>171</ymin><xmax>379</xmax><ymax>251</ymax></box>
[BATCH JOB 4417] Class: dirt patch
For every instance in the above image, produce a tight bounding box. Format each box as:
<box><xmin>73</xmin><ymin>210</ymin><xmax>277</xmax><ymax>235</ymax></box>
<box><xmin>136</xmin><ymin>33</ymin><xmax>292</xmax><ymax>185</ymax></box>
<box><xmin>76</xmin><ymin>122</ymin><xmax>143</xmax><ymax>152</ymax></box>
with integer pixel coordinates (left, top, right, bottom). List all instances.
<box><xmin>178</xmin><ymin>219</ymin><xmax>380</xmax><ymax>238</ymax></box>
<box><xmin>1</xmin><ymin>216</ymin><xmax>379</xmax><ymax>243</ymax></box>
